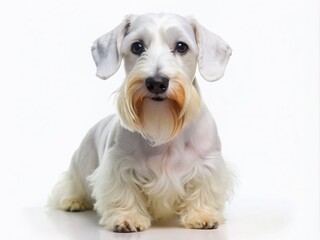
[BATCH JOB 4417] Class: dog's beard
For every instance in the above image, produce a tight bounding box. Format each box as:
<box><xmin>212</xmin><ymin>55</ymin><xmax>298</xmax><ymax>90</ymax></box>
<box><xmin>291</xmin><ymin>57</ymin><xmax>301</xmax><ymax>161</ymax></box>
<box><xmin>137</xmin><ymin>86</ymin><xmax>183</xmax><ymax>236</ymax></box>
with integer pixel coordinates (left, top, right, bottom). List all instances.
<box><xmin>117</xmin><ymin>73</ymin><xmax>201</xmax><ymax>146</ymax></box>
<box><xmin>139</xmin><ymin>99</ymin><xmax>183</xmax><ymax>145</ymax></box>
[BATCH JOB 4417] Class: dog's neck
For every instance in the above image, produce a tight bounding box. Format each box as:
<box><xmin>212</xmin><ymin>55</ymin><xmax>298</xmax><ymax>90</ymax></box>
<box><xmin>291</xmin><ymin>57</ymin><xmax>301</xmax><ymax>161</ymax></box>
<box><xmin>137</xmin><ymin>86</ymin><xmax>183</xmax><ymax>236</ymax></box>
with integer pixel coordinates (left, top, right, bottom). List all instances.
<box><xmin>143</xmin><ymin>134</ymin><xmax>157</xmax><ymax>147</ymax></box>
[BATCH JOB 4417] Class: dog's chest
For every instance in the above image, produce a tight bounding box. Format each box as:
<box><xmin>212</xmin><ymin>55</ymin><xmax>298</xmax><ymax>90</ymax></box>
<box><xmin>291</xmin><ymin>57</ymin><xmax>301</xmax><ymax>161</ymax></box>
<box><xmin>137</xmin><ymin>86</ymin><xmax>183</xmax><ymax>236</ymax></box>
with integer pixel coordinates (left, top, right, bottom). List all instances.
<box><xmin>133</xmin><ymin>141</ymin><xmax>199</xmax><ymax>218</ymax></box>
<box><xmin>144</xmin><ymin>143</ymin><xmax>194</xmax><ymax>176</ymax></box>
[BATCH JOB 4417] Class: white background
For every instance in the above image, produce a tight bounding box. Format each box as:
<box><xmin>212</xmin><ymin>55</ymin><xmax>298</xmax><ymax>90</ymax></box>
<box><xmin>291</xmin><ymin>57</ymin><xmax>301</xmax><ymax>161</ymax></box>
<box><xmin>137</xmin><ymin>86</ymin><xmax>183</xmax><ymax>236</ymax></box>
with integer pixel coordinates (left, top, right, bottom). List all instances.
<box><xmin>0</xmin><ymin>0</ymin><xmax>319</xmax><ymax>239</ymax></box>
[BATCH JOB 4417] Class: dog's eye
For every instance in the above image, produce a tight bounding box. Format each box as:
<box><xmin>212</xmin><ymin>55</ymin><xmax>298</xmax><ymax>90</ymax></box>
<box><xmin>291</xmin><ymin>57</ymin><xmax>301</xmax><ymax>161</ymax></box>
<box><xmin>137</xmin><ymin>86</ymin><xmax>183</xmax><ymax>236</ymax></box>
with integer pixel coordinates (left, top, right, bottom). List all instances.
<box><xmin>175</xmin><ymin>42</ymin><xmax>188</xmax><ymax>54</ymax></box>
<box><xmin>131</xmin><ymin>41</ymin><xmax>145</xmax><ymax>55</ymax></box>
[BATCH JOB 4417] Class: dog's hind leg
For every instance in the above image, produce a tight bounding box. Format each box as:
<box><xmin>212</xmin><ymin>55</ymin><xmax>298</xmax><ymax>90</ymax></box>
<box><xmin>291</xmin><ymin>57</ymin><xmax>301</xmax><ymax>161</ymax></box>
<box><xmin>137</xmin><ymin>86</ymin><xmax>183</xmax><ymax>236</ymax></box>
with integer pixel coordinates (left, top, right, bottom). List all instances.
<box><xmin>48</xmin><ymin>166</ymin><xmax>92</xmax><ymax>211</ymax></box>
<box><xmin>48</xmin><ymin>126</ymin><xmax>103</xmax><ymax>211</ymax></box>
<box><xmin>48</xmin><ymin>117</ymin><xmax>115</xmax><ymax>211</ymax></box>
<box><xmin>48</xmin><ymin>149</ymin><xmax>96</xmax><ymax>211</ymax></box>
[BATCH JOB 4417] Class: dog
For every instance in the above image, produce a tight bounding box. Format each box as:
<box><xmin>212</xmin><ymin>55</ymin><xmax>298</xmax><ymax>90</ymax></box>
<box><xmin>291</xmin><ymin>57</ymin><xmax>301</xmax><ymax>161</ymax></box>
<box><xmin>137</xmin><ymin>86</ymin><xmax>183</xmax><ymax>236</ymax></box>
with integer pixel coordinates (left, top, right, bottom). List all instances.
<box><xmin>49</xmin><ymin>13</ymin><xmax>233</xmax><ymax>232</ymax></box>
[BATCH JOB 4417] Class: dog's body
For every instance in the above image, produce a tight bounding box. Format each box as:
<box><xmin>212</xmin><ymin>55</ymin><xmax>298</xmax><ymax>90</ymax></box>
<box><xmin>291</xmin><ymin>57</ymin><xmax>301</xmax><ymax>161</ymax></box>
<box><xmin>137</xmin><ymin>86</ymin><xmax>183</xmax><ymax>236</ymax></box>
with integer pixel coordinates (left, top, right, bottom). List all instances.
<box><xmin>49</xmin><ymin>13</ymin><xmax>233</xmax><ymax>232</ymax></box>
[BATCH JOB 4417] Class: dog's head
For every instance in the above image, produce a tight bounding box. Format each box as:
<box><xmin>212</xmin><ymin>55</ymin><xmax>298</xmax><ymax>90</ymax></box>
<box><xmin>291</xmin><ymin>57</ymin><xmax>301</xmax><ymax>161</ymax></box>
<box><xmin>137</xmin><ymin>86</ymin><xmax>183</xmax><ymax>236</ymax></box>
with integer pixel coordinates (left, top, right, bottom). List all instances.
<box><xmin>91</xmin><ymin>13</ymin><xmax>231</xmax><ymax>145</ymax></box>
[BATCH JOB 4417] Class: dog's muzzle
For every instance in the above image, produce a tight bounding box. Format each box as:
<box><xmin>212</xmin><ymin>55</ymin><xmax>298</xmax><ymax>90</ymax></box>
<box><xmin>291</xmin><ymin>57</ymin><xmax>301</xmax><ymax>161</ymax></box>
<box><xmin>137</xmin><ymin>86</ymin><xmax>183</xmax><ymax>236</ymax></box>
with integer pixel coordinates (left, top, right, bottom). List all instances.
<box><xmin>145</xmin><ymin>75</ymin><xmax>169</xmax><ymax>101</ymax></box>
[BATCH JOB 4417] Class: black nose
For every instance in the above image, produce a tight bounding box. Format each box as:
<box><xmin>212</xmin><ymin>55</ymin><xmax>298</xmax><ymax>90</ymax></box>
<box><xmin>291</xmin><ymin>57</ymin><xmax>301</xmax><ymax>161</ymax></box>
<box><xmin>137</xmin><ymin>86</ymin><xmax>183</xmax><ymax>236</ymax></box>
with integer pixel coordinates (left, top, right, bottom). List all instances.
<box><xmin>145</xmin><ymin>75</ymin><xmax>169</xmax><ymax>94</ymax></box>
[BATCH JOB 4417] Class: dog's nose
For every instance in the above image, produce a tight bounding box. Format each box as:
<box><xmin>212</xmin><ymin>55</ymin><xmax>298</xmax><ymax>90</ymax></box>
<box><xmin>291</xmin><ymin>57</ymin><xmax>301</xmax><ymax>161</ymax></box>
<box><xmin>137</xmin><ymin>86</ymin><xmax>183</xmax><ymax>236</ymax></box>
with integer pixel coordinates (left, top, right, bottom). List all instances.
<box><xmin>145</xmin><ymin>76</ymin><xmax>169</xmax><ymax>94</ymax></box>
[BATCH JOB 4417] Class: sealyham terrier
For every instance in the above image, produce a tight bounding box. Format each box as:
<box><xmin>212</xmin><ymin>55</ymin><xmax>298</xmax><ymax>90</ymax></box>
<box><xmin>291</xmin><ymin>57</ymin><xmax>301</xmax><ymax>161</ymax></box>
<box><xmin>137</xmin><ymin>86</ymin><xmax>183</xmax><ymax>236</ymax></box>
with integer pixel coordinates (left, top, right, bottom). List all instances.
<box><xmin>49</xmin><ymin>13</ymin><xmax>234</xmax><ymax>232</ymax></box>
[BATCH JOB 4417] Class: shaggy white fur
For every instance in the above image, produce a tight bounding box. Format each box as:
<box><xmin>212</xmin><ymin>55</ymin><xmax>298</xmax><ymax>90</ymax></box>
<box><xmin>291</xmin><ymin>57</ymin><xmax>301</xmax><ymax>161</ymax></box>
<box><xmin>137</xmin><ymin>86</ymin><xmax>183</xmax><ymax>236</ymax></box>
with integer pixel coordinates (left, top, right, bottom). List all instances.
<box><xmin>49</xmin><ymin>13</ymin><xmax>233</xmax><ymax>232</ymax></box>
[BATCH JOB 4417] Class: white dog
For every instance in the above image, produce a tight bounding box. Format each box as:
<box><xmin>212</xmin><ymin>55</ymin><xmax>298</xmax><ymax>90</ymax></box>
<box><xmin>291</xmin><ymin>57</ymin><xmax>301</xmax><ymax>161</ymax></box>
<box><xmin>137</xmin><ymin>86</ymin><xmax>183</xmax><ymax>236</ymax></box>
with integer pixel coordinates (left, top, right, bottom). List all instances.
<box><xmin>49</xmin><ymin>13</ymin><xmax>233</xmax><ymax>232</ymax></box>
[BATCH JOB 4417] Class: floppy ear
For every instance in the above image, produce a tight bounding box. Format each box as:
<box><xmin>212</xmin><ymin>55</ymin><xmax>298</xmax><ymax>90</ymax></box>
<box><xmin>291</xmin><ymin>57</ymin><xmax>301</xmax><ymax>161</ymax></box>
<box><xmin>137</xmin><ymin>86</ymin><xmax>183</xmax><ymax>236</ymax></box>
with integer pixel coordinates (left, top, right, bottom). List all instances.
<box><xmin>191</xmin><ymin>19</ymin><xmax>232</xmax><ymax>81</ymax></box>
<box><xmin>91</xmin><ymin>17</ymin><xmax>131</xmax><ymax>80</ymax></box>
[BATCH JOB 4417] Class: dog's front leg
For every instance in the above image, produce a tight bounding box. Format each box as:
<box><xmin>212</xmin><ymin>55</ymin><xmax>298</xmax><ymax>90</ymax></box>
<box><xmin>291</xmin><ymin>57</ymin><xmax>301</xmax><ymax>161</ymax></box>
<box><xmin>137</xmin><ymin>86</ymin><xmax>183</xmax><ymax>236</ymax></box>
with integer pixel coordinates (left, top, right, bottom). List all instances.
<box><xmin>179</xmin><ymin>184</ymin><xmax>223</xmax><ymax>229</ymax></box>
<box><xmin>178</xmin><ymin>161</ymin><xmax>230</xmax><ymax>229</ymax></box>
<box><xmin>89</xmin><ymin>156</ymin><xmax>151</xmax><ymax>232</ymax></box>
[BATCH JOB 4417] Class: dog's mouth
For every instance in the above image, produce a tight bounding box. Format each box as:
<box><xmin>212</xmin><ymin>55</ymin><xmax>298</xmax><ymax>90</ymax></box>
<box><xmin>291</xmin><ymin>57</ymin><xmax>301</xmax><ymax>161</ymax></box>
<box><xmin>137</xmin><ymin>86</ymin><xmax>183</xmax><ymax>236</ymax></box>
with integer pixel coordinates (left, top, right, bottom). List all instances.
<box><xmin>151</xmin><ymin>96</ymin><xmax>166</xmax><ymax>102</ymax></box>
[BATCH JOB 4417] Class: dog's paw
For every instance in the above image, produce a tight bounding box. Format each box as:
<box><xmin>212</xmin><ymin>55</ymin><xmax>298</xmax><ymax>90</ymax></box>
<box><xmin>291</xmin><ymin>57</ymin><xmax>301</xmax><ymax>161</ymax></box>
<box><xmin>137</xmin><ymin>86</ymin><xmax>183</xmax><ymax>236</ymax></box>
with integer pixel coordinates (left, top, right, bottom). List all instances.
<box><xmin>181</xmin><ymin>210</ymin><xmax>222</xmax><ymax>229</ymax></box>
<box><xmin>60</xmin><ymin>198</ymin><xmax>93</xmax><ymax>212</ymax></box>
<box><xmin>99</xmin><ymin>213</ymin><xmax>151</xmax><ymax>232</ymax></box>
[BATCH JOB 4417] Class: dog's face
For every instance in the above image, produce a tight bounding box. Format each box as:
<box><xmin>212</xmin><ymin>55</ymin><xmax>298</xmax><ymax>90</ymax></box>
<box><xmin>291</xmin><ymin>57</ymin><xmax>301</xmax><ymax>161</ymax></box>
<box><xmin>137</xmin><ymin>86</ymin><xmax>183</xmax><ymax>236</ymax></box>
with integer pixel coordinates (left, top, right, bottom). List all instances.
<box><xmin>91</xmin><ymin>13</ymin><xmax>231</xmax><ymax>145</ymax></box>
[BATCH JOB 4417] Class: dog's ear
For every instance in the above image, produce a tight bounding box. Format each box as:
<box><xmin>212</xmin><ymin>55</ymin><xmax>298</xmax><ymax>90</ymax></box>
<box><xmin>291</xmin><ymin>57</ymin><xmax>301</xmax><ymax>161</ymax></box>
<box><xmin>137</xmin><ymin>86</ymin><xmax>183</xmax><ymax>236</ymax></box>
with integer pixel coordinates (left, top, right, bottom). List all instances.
<box><xmin>190</xmin><ymin>19</ymin><xmax>232</xmax><ymax>81</ymax></box>
<box><xmin>91</xmin><ymin>16</ymin><xmax>131</xmax><ymax>80</ymax></box>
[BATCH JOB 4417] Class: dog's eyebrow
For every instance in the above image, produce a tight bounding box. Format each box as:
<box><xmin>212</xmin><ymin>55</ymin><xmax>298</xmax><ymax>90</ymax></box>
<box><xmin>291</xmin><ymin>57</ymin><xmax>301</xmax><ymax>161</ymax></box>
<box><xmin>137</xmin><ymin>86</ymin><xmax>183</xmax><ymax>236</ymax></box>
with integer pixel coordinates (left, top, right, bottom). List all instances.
<box><xmin>164</xmin><ymin>26</ymin><xmax>197</xmax><ymax>51</ymax></box>
<box><xmin>124</xmin><ymin>28</ymin><xmax>154</xmax><ymax>45</ymax></box>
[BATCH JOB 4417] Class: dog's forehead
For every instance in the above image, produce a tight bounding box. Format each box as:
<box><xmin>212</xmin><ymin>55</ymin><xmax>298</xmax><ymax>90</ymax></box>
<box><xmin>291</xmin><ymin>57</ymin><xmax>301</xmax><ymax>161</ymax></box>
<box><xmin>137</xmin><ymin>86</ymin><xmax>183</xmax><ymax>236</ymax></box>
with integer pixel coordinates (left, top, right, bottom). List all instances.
<box><xmin>127</xmin><ymin>14</ymin><xmax>195</xmax><ymax>41</ymax></box>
